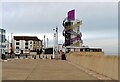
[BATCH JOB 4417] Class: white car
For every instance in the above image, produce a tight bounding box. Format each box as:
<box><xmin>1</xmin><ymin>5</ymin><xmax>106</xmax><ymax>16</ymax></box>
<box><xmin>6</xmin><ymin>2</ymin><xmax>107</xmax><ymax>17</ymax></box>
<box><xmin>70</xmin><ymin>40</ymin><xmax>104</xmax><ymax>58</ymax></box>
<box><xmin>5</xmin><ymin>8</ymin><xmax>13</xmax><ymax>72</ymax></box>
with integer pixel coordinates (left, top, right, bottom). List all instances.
<box><xmin>15</xmin><ymin>52</ymin><xmax>20</xmax><ymax>55</ymax></box>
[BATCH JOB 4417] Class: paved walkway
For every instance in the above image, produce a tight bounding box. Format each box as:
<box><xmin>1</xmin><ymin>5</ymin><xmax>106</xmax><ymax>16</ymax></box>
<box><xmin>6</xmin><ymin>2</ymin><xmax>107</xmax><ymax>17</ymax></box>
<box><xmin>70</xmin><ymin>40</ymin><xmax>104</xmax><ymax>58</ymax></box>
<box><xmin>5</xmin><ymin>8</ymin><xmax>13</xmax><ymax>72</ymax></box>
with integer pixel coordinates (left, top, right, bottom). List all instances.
<box><xmin>2</xmin><ymin>59</ymin><xmax>98</xmax><ymax>80</ymax></box>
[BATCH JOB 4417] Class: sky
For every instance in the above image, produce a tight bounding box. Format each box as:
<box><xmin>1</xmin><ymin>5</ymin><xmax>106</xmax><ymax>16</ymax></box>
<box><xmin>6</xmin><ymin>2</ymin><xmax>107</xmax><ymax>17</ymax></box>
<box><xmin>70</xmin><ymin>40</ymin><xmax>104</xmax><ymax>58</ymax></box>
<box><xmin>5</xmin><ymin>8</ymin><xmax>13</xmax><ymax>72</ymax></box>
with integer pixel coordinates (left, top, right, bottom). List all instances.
<box><xmin>0</xmin><ymin>1</ymin><xmax>118</xmax><ymax>55</ymax></box>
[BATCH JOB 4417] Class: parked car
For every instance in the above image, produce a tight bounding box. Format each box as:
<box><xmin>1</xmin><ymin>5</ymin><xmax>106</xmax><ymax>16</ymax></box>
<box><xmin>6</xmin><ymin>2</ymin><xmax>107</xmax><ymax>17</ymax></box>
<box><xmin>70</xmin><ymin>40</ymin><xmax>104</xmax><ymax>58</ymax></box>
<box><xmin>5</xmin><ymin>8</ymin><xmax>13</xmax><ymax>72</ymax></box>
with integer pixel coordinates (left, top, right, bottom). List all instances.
<box><xmin>15</xmin><ymin>52</ymin><xmax>20</xmax><ymax>56</ymax></box>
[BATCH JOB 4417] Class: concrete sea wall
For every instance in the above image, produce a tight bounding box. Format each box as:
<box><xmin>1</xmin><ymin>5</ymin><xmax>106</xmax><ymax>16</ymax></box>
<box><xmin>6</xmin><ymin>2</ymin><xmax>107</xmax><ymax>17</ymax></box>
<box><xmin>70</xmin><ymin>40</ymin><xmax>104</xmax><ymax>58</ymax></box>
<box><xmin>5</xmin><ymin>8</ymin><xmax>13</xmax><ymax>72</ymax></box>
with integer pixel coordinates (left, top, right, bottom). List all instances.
<box><xmin>66</xmin><ymin>52</ymin><xmax>118</xmax><ymax>80</ymax></box>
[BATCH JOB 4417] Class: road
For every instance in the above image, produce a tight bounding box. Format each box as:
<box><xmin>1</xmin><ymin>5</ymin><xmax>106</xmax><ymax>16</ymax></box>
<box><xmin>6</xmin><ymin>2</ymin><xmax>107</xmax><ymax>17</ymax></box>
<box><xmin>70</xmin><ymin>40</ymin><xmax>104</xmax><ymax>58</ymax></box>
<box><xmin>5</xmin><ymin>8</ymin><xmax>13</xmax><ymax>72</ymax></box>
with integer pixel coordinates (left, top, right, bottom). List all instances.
<box><xmin>2</xmin><ymin>59</ymin><xmax>98</xmax><ymax>80</ymax></box>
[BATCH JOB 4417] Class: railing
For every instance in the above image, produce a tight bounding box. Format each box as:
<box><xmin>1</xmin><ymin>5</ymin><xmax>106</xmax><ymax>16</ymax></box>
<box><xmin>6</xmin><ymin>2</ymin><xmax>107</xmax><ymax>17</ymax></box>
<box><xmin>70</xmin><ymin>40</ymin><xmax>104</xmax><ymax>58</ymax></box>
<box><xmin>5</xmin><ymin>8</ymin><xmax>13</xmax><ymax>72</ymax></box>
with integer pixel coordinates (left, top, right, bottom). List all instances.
<box><xmin>63</xmin><ymin>19</ymin><xmax>83</xmax><ymax>46</ymax></box>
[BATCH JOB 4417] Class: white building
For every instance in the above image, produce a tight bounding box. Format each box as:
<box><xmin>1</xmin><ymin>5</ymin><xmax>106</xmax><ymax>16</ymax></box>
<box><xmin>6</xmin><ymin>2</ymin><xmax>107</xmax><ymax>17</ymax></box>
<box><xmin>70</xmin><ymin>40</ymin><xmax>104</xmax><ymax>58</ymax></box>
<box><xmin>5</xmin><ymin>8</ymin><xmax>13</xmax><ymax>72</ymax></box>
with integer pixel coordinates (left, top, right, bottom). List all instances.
<box><xmin>4</xmin><ymin>39</ymin><xmax>11</xmax><ymax>54</ymax></box>
<box><xmin>0</xmin><ymin>28</ymin><xmax>6</xmax><ymax>56</ymax></box>
<box><xmin>58</xmin><ymin>44</ymin><xmax>63</xmax><ymax>51</ymax></box>
<box><xmin>13</xmin><ymin>36</ymin><xmax>42</xmax><ymax>54</ymax></box>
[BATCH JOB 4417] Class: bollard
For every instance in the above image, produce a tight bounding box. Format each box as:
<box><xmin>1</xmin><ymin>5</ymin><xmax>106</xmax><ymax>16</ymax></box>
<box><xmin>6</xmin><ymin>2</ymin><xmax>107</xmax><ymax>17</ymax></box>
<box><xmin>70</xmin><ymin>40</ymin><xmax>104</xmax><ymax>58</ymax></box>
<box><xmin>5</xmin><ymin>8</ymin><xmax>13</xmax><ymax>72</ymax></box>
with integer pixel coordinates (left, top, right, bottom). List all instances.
<box><xmin>32</xmin><ymin>55</ymin><xmax>34</xmax><ymax>58</ymax></box>
<box><xmin>25</xmin><ymin>55</ymin><xmax>28</xmax><ymax>58</ymax></box>
<box><xmin>36</xmin><ymin>55</ymin><xmax>39</xmax><ymax>59</ymax></box>
<box><xmin>31</xmin><ymin>55</ymin><xmax>34</xmax><ymax>59</ymax></box>
<box><xmin>44</xmin><ymin>55</ymin><xmax>46</xmax><ymax>59</ymax></box>
<box><xmin>23</xmin><ymin>56</ymin><xmax>25</xmax><ymax>59</ymax></box>
<box><xmin>39</xmin><ymin>55</ymin><xmax>40</xmax><ymax>59</ymax></box>
<box><xmin>18</xmin><ymin>55</ymin><xmax>20</xmax><ymax>59</ymax></box>
<box><xmin>40</xmin><ymin>55</ymin><xmax>43</xmax><ymax>59</ymax></box>
<box><xmin>43</xmin><ymin>55</ymin><xmax>45</xmax><ymax>59</ymax></box>
<box><xmin>34</xmin><ymin>55</ymin><xmax>36</xmax><ymax>59</ymax></box>
<box><xmin>30</xmin><ymin>55</ymin><xmax>33</xmax><ymax>59</ymax></box>
<box><xmin>46</xmin><ymin>55</ymin><xmax>47</xmax><ymax>59</ymax></box>
<box><xmin>20</xmin><ymin>56</ymin><xmax>23</xmax><ymax>59</ymax></box>
<box><xmin>51</xmin><ymin>56</ymin><xmax>53</xmax><ymax>59</ymax></box>
<box><xmin>47</xmin><ymin>55</ymin><xmax>51</xmax><ymax>59</ymax></box>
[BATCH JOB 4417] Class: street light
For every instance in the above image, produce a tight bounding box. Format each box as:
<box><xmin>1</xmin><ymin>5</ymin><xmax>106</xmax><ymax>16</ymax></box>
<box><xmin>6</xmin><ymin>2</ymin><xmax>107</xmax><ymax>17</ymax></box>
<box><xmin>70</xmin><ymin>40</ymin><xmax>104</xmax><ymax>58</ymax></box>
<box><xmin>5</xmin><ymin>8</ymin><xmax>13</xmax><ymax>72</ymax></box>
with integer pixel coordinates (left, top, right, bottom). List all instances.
<box><xmin>56</xmin><ymin>26</ymin><xmax>59</xmax><ymax>60</ymax></box>
<box><xmin>44</xmin><ymin>35</ymin><xmax>46</xmax><ymax>48</ymax></box>
<box><xmin>10</xmin><ymin>33</ymin><xmax>13</xmax><ymax>58</ymax></box>
<box><xmin>53</xmin><ymin>27</ymin><xmax>59</xmax><ymax>59</ymax></box>
<box><xmin>53</xmin><ymin>29</ymin><xmax>56</xmax><ymax>59</ymax></box>
<box><xmin>8</xmin><ymin>36</ymin><xmax>9</xmax><ymax>54</ymax></box>
<box><xmin>47</xmin><ymin>38</ymin><xmax>49</xmax><ymax>47</ymax></box>
<box><xmin>56</xmin><ymin>26</ymin><xmax>58</xmax><ymax>52</ymax></box>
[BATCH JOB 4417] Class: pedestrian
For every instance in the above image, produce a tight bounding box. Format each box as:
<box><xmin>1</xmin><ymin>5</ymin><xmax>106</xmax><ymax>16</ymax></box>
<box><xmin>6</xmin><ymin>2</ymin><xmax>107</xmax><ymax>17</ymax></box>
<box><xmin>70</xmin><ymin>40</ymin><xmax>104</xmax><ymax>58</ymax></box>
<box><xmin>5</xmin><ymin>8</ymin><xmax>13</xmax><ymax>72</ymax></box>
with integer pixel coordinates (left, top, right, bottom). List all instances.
<box><xmin>26</xmin><ymin>54</ymin><xmax>28</xmax><ymax>58</ymax></box>
<box><xmin>61</xmin><ymin>52</ymin><xmax>66</xmax><ymax>60</ymax></box>
<box><xmin>18</xmin><ymin>55</ymin><xmax>20</xmax><ymax>59</ymax></box>
<box><xmin>59</xmin><ymin>50</ymin><xmax>62</xmax><ymax>59</ymax></box>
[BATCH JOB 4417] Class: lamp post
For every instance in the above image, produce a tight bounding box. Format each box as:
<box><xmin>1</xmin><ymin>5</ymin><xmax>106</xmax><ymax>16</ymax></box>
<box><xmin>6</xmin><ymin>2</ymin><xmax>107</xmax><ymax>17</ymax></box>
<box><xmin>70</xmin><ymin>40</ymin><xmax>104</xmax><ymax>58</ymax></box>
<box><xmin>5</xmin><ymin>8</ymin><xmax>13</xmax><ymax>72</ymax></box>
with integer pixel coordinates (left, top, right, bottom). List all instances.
<box><xmin>53</xmin><ymin>29</ymin><xmax>56</xmax><ymax>59</ymax></box>
<box><xmin>56</xmin><ymin>26</ymin><xmax>58</xmax><ymax>52</ymax></box>
<box><xmin>53</xmin><ymin>27</ymin><xmax>59</xmax><ymax>59</ymax></box>
<box><xmin>55</xmin><ymin>27</ymin><xmax>59</xmax><ymax>59</ymax></box>
<box><xmin>8</xmin><ymin>36</ymin><xmax>9</xmax><ymax>54</ymax></box>
<box><xmin>47</xmin><ymin>38</ymin><xmax>48</xmax><ymax>47</ymax></box>
<box><xmin>10</xmin><ymin>33</ymin><xmax>13</xmax><ymax>58</ymax></box>
<box><xmin>44</xmin><ymin>35</ymin><xmax>46</xmax><ymax>48</ymax></box>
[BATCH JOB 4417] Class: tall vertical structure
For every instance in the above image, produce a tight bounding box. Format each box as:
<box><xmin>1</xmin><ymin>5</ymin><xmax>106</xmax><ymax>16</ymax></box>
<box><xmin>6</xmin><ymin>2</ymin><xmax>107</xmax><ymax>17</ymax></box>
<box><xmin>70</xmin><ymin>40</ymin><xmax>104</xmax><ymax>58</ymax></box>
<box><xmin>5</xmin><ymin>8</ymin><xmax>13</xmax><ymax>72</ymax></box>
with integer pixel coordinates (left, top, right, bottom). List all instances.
<box><xmin>44</xmin><ymin>35</ymin><xmax>46</xmax><ymax>48</ymax></box>
<box><xmin>0</xmin><ymin>28</ymin><xmax>6</xmax><ymax>57</ymax></box>
<box><xmin>63</xmin><ymin>10</ymin><xmax>83</xmax><ymax>47</ymax></box>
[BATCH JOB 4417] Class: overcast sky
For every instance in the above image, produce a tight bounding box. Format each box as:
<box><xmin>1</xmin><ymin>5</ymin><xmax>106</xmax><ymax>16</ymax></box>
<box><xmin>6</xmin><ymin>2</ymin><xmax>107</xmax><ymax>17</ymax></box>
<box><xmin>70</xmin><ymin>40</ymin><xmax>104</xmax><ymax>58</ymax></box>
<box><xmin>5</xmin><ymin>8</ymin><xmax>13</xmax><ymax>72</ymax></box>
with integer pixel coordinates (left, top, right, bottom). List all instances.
<box><xmin>1</xmin><ymin>2</ymin><xmax>118</xmax><ymax>55</ymax></box>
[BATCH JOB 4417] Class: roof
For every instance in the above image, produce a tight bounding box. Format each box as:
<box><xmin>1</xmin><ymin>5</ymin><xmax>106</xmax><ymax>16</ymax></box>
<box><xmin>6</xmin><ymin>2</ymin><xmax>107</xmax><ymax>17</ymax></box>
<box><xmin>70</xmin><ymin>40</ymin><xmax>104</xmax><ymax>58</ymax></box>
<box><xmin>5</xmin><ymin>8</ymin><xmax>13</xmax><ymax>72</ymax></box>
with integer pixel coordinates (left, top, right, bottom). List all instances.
<box><xmin>66</xmin><ymin>46</ymin><xmax>102</xmax><ymax>49</ymax></box>
<box><xmin>13</xmin><ymin>36</ymin><xmax>41</xmax><ymax>41</ymax></box>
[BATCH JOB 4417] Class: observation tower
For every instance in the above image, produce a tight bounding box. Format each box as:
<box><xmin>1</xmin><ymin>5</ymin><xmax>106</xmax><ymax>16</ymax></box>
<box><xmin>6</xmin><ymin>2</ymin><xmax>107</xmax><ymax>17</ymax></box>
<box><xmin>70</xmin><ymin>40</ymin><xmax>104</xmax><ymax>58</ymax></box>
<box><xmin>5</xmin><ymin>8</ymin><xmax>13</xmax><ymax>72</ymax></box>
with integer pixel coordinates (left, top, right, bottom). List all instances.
<box><xmin>63</xmin><ymin>9</ymin><xmax>83</xmax><ymax>47</ymax></box>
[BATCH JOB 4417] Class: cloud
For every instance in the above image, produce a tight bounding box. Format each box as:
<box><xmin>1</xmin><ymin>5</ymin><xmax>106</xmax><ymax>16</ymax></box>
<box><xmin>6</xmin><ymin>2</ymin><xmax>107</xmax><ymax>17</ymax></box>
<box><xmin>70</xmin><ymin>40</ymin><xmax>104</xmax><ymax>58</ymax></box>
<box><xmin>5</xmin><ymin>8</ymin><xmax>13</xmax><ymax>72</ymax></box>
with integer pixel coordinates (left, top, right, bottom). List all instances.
<box><xmin>2</xmin><ymin>2</ymin><xmax>118</xmax><ymax>33</ymax></box>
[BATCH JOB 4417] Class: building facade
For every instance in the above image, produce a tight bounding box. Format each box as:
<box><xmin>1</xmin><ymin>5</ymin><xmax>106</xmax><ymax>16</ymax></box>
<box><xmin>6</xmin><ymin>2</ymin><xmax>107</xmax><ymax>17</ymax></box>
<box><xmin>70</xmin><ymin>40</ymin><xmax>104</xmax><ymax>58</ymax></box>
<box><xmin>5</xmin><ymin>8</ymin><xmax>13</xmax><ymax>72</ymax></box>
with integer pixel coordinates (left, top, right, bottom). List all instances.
<box><xmin>4</xmin><ymin>39</ymin><xmax>10</xmax><ymax>54</ymax></box>
<box><xmin>33</xmin><ymin>40</ymin><xmax>42</xmax><ymax>51</ymax></box>
<box><xmin>0</xmin><ymin>28</ymin><xmax>6</xmax><ymax>56</ymax></box>
<box><xmin>13</xmin><ymin>36</ymin><xmax>42</xmax><ymax>54</ymax></box>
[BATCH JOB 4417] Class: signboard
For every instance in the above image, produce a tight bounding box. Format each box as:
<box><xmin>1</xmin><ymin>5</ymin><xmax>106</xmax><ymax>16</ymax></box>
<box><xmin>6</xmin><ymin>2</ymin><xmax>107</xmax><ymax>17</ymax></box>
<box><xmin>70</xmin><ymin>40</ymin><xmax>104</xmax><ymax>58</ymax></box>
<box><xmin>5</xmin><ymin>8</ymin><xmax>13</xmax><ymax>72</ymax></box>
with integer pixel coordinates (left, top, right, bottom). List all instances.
<box><xmin>67</xmin><ymin>9</ymin><xmax>75</xmax><ymax>20</ymax></box>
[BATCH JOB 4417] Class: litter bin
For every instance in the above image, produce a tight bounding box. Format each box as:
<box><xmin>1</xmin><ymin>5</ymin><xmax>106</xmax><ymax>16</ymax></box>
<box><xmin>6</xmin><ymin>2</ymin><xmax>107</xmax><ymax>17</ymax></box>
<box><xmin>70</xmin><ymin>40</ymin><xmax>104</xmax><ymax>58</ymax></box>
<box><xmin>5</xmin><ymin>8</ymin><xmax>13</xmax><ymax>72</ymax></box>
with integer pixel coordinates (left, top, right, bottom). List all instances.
<box><xmin>34</xmin><ymin>55</ymin><xmax>36</xmax><ymax>59</ymax></box>
<box><xmin>2</xmin><ymin>54</ymin><xmax>7</xmax><ymax>60</ymax></box>
<box><xmin>61</xmin><ymin>52</ymin><xmax>66</xmax><ymax>60</ymax></box>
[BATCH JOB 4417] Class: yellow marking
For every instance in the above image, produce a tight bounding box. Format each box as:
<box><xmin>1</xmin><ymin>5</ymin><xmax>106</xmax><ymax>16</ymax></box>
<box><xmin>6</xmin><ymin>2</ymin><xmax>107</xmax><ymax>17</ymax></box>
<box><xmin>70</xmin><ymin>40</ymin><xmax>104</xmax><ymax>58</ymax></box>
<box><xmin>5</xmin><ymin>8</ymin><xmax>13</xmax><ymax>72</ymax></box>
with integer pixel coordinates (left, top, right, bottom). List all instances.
<box><xmin>71</xmin><ymin>42</ymin><xmax>80</xmax><ymax>46</ymax></box>
<box><xmin>64</xmin><ymin>23</ymin><xmax>81</xmax><ymax>31</ymax></box>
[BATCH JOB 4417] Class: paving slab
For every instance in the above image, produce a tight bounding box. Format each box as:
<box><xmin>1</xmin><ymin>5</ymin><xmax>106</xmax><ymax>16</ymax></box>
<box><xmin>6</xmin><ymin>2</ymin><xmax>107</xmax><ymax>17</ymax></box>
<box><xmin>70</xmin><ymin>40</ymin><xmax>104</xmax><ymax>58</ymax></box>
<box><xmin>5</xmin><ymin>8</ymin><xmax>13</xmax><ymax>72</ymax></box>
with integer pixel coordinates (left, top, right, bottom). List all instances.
<box><xmin>2</xmin><ymin>59</ymin><xmax>98</xmax><ymax>80</ymax></box>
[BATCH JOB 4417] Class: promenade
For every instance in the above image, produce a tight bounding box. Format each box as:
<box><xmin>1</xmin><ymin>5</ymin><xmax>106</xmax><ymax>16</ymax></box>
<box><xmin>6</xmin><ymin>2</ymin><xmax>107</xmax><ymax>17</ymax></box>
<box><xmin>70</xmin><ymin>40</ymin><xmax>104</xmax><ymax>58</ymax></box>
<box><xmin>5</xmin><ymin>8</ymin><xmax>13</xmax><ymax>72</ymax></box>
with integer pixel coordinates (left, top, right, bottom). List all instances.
<box><xmin>2</xmin><ymin>59</ymin><xmax>98</xmax><ymax>80</ymax></box>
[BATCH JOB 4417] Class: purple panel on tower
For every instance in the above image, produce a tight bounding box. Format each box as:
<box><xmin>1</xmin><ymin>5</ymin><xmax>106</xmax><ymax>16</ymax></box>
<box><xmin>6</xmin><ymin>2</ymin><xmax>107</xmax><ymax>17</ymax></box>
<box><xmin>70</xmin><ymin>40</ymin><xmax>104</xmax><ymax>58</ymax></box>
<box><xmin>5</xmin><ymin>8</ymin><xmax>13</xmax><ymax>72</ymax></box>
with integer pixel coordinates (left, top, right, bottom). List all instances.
<box><xmin>67</xmin><ymin>9</ymin><xmax>75</xmax><ymax>20</ymax></box>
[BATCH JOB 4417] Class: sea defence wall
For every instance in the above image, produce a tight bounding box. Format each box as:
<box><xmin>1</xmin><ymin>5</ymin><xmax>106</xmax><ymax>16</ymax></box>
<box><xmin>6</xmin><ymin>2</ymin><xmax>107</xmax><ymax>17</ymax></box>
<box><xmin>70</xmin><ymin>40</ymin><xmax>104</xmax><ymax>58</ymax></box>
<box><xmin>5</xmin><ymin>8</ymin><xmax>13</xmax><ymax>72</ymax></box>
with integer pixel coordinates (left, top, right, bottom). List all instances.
<box><xmin>66</xmin><ymin>52</ymin><xmax>118</xmax><ymax>80</ymax></box>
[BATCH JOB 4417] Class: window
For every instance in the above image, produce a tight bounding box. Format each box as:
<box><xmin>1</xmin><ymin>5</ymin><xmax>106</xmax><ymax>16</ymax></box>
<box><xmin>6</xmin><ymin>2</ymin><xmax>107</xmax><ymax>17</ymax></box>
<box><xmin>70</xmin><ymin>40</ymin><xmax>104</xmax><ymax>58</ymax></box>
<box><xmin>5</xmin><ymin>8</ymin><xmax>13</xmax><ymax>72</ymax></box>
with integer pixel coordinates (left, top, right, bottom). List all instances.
<box><xmin>16</xmin><ymin>42</ymin><xmax>19</xmax><ymax>45</ymax></box>
<box><xmin>2</xmin><ymin>45</ymin><xmax>6</xmax><ymax>48</ymax></box>
<box><xmin>1</xmin><ymin>35</ymin><xmax>5</xmax><ymax>42</ymax></box>
<box><xmin>34</xmin><ymin>42</ymin><xmax>35</xmax><ymax>44</ymax></box>
<box><xmin>16</xmin><ymin>47</ymin><xmax>19</xmax><ymax>49</ymax></box>
<box><xmin>25</xmin><ymin>47</ymin><xmax>28</xmax><ymax>49</ymax></box>
<box><xmin>25</xmin><ymin>41</ymin><xmax>28</xmax><ymax>45</ymax></box>
<box><xmin>25</xmin><ymin>43</ymin><xmax>28</xmax><ymax>45</ymax></box>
